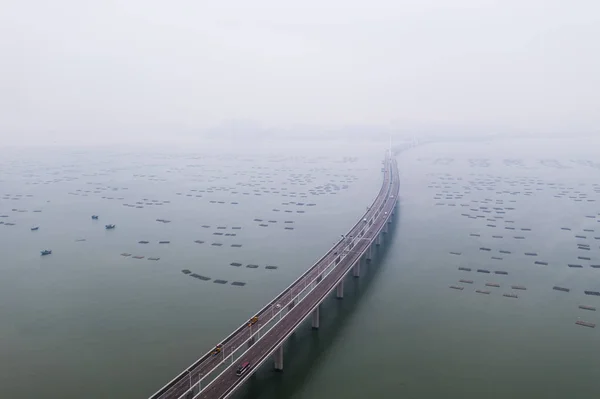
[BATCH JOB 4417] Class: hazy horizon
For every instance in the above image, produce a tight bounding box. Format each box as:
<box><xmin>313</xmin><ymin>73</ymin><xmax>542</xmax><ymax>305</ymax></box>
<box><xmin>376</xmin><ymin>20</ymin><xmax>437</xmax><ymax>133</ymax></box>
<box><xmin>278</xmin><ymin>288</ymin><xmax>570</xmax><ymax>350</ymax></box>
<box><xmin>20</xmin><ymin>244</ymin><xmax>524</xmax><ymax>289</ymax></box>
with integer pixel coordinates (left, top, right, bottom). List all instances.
<box><xmin>2</xmin><ymin>0</ymin><xmax>599</xmax><ymax>146</ymax></box>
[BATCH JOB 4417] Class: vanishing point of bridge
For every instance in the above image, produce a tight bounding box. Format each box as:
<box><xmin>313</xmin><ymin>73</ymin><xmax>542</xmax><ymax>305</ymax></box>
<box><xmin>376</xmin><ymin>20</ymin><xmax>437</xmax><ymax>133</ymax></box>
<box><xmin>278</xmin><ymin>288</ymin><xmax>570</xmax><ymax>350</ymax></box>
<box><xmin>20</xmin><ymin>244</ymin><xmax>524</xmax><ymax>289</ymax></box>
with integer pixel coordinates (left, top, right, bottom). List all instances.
<box><xmin>149</xmin><ymin>152</ymin><xmax>401</xmax><ymax>399</ymax></box>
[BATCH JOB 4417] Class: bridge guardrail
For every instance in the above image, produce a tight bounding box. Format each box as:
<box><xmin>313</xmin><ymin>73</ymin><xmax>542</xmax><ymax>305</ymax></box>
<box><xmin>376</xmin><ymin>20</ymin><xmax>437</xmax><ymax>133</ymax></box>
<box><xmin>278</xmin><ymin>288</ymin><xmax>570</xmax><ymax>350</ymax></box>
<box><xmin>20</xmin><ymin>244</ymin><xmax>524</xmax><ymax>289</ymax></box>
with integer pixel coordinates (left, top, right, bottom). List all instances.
<box><xmin>150</xmin><ymin>157</ymin><xmax>394</xmax><ymax>399</ymax></box>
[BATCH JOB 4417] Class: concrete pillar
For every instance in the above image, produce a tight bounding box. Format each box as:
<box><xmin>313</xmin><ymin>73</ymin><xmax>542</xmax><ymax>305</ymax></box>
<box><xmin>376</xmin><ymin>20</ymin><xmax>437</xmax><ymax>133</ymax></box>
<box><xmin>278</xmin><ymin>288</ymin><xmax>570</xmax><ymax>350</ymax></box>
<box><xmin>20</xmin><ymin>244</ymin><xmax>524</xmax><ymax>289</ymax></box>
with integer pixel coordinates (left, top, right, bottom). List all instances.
<box><xmin>312</xmin><ymin>306</ymin><xmax>320</xmax><ymax>329</ymax></box>
<box><xmin>366</xmin><ymin>245</ymin><xmax>372</xmax><ymax>262</ymax></box>
<box><xmin>273</xmin><ymin>345</ymin><xmax>283</xmax><ymax>371</ymax></box>
<box><xmin>352</xmin><ymin>260</ymin><xmax>360</xmax><ymax>277</ymax></box>
<box><xmin>383</xmin><ymin>223</ymin><xmax>389</xmax><ymax>234</ymax></box>
<box><xmin>336</xmin><ymin>280</ymin><xmax>344</xmax><ymax>299</ymax></box>
<box><xmin>375</xmin><ymin>233</ymin><xmax>381</xmax><ymax>246</ymax></box>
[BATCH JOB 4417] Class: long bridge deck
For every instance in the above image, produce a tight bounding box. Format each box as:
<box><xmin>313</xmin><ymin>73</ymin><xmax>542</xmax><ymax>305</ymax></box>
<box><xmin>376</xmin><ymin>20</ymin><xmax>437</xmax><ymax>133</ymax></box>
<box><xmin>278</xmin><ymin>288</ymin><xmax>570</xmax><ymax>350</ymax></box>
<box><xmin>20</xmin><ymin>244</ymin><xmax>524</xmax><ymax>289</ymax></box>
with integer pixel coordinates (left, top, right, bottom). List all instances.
<box><xmin>149</xmin><ymin>154</ymin><xmax>400</xmax><ymax>399</ymax></box>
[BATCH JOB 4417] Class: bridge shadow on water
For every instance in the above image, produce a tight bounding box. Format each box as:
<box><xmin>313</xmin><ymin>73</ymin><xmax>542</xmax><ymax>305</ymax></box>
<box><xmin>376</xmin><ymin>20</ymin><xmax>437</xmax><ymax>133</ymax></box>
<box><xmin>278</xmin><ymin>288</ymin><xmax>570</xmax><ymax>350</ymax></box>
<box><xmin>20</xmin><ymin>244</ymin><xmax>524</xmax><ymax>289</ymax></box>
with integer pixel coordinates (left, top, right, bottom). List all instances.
<box><xmin>232</xmin><ymin>214</ymin><xmax>399</xmax><ymax>399</ymax></box>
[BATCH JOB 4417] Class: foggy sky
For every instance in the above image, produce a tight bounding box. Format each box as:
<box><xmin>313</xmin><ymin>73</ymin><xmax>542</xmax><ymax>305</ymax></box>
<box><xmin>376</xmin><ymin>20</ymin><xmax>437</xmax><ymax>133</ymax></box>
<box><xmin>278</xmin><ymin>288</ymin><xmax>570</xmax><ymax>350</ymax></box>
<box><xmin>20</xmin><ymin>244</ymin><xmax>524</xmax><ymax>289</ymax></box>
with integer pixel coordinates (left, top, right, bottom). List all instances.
<box><xmin>1</xmin><ymin>0</ymin><xmax>599</xmax><ymax>145</ymax></box>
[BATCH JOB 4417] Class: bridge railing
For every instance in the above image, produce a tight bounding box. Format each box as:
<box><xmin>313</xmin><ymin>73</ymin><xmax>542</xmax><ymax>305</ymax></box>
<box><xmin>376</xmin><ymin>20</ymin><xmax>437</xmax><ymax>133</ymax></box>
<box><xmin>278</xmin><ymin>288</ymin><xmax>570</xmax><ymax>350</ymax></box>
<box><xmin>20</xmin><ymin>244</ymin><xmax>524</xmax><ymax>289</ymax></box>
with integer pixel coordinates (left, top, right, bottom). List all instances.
<box><xmin>176</xmin><ymin>162</ymin><xmax>395</xmax><ymax>398</ymax></box>
<box><xmin>150</xmin><ymin>157</ymin><xmax>394</xmax><ymax>399</ymax></box>
<box><xmin>186</xmin><ymin>163</ymin><xmax>398</xmax><ymax>399</ymax></box>
<box><xmin>180</xmin><ymin>231</ymin><xmax>364</xmax><ymax>398</ymax></box>
<box><xmin>213</xmin><ymin>168</ymin><xmax>400</xmax><ymax>399</ymax></box>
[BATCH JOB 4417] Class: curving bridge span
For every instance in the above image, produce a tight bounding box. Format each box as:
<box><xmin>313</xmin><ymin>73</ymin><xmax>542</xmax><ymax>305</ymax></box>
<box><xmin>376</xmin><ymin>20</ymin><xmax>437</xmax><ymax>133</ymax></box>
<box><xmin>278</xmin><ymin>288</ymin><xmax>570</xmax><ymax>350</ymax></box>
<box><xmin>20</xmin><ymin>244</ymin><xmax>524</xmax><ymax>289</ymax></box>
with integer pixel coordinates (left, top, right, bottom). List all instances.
<box><xmin>149</xmin><ymin>151</ymin><xmax>401</xmax><ymax>399</ymax></box>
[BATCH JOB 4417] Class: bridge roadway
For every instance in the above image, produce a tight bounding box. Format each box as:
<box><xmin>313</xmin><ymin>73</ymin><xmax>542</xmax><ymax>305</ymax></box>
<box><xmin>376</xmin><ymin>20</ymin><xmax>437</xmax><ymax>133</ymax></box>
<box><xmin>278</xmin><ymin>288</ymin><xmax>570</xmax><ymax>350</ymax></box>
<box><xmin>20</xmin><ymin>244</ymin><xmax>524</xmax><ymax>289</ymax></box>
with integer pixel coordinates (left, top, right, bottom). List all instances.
<box><xmin>197</xmin><ymin>158</ymin><xmax>400</xmax><ymax>399</ymax></box>
<box><xmin>150</xmin><ymin>156</ymin><xmax>398</xmax><ymax>399</ymax></box>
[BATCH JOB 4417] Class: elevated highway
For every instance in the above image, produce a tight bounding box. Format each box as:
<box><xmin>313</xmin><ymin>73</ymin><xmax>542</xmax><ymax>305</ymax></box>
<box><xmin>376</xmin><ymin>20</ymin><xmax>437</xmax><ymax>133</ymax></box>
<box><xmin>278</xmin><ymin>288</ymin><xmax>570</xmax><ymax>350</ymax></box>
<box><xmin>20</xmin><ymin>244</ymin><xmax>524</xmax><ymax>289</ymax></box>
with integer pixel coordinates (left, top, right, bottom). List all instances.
<box><xmin>150</xmin><ymin>152</ymin><xmax>401</xmax><ymax>399</ymax></box>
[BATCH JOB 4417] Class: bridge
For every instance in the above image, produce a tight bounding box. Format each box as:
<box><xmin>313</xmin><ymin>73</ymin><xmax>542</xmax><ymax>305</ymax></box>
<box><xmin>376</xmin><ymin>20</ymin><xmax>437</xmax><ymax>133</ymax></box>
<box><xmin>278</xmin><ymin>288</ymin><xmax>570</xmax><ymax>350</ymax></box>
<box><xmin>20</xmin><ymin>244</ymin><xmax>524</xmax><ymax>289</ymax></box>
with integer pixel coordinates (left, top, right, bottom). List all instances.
<box><xmin>149</xmin><ymin>151</ymin><xmax>402</xmax><ymax>399</ymax></box>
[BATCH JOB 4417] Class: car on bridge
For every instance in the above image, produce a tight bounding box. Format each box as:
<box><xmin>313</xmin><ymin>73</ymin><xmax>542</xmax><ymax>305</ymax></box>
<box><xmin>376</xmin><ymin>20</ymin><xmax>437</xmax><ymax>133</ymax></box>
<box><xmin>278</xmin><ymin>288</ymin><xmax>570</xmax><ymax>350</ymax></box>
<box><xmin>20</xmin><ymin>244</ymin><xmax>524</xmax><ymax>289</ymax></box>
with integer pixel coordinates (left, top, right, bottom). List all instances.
<box><xmin>248</xmin><ymin>316</ymin><xmax>258</xmax><ymax>326</ymax></box>
<box><xmin>236</xmin><ymin>361</ymin><xmax>250</xmax><ymax>377</ymax></box>
<box><xmin>211</xmin><ymin>344</ymin><xmax>223</xmax><ymax>356</ymax></box>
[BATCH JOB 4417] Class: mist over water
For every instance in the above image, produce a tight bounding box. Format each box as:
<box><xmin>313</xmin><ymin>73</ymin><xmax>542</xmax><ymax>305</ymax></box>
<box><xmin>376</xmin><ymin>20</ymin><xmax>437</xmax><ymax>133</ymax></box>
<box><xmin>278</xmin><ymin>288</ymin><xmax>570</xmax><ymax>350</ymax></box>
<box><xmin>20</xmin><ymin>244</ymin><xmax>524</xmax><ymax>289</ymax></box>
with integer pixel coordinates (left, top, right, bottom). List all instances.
<box><xmin>0</xmin><ymin>140</ymin><xmax>385</xmax><ymax>399</ymax></box>
<box><xmin>233</xmin><ymin>138</ymin><xmax>600</xmax><ymax>399</ymax></box>
<box><xmin>2</xmin><ymin>137</ymin><xmax>600</xmax><ymax>399</ymax></box>
<box><xmin>3</xmin><ymin>0</ymin><xmax>600</xmax><ymax>398</ymax></box>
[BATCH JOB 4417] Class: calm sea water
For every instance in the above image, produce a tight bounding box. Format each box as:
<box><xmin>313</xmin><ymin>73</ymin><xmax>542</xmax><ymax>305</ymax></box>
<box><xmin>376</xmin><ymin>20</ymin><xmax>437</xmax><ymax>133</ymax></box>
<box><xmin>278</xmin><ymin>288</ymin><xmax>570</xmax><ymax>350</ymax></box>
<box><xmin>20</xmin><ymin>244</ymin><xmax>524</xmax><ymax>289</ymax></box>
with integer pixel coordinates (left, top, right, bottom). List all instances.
<box><xmin>0</xmin><ymin>140</ymin><xmax>384</xmax><ymax>399</ymax></box>
<box><xmin>233</xmin><ymin>138</ymin><xmax>600</xmax><ymax>399</ymax></box>
<box><xmin>2</xmin><ymin>138</ymin><xmax>600</xmax><ymax>399</ymax></box>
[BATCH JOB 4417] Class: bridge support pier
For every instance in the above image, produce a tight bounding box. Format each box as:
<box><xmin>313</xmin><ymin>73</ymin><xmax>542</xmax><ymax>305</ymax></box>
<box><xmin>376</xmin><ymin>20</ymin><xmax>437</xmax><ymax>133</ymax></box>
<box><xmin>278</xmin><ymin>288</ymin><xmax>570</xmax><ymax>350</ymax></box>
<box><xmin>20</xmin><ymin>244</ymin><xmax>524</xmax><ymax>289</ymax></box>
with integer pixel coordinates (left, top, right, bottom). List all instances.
<box><xmin>375</xmin><ymin>233</ymin><xmax>382</xmax><ymax>246</ymax></box>
<box><xmin>312</xmin><ymin>306</ymin><xmax>320</xmax><ymax>329</ymax></box>
<box><xmin>336</xmin><ymin>280</ymin><xmax>344</xmax><ymax>299</ymax></box>
<box><xmin>274</xmin><ymin>345</ymin><xmax>284</xmax><ymax>371</ymax></box>
<box><xmin>383</xmin><ymin>223</ymin><xmax>389</xmax><ymax>234</ymax></box>
<box><xmin>352</xmin><ymin>260</ymin><xmax>360</xmax><ymax>278</ymax></box>
<box><xmin>366</xmin><ymin>245</ymin><xmax>372</xmax><ymax>262</ymax></box>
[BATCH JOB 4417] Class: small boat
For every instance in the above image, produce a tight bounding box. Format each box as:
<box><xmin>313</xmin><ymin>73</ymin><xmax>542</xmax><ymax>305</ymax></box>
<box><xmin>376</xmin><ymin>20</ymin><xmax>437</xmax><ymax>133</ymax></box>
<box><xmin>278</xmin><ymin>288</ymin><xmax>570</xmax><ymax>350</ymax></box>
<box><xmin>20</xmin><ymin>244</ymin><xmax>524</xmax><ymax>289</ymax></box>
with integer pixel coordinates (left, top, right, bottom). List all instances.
<box><xmin>579</xmin><ymin>305</ymin><xmax>596</xmax><ymax>311</ymax></box>
<box><xmin>105</xmin><ymin>224</ymin><xmax>116</xmax><ymax>229</ymax></box>
<box><xmin>41</xmin><ymin>250</ymin><xmax>52</xmax><ymax>256</ymax></box>
<box><xmin>31</xmin><ymin>226</ymin><xmax>39</xmax><ymax>231</ymax></box>
<box><xmin>92</xmin><ymin>215</ymin><xmax>99</xmax><ymax>220</ymax></box>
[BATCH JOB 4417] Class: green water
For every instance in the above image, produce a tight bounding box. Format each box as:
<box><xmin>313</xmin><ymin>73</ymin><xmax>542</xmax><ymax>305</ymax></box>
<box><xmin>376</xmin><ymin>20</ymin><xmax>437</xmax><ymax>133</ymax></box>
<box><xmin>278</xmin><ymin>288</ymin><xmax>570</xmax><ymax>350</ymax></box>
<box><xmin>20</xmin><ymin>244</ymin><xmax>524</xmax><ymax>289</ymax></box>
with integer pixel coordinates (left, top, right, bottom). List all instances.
<box><xmin>0</xmin><ymin>140</ymin><xmax>384</xmax><ymax>398</ymax></box>
<box><xmin>234</xmin><ymin>138</ymin><xmax>600</xmax><ymax>399</ymax></box>
<box><xmin>2</xmin><ymin>138</ymin><xmax>600</xmax><ymax>399</ymax></box>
